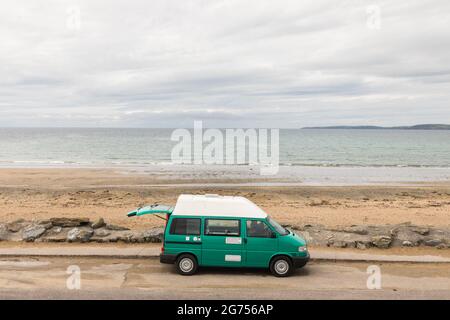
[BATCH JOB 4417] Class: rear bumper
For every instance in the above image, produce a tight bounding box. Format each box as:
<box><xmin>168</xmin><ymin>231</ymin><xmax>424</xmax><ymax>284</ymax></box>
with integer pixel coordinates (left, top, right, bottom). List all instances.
<box><xmin>160</xmin><ymin>253</ymin><xmax>177</xmax><ymax>264</ymax></box>
<box><xmin>292</xmin><ymin>253</ymin><xmax>310</xmax><ymax>268</ymax></box>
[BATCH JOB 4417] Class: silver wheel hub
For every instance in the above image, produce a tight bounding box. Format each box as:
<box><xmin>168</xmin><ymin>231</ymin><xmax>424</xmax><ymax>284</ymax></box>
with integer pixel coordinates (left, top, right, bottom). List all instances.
<box><xmin>275</xmin><ymin>260</ymin><xmax>289</xmax><ymax>275</ymax></box>
<box><xmin>179</xmin><ymin>258</ymin><xmax>194</xmax><ymax>272</ymax></box>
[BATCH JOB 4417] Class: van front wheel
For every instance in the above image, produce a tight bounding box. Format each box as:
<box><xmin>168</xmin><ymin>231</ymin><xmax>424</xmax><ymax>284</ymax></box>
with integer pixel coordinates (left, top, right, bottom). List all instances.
<box><xmin>176</xmin><ymin>254</ymin><xmax>198</xmax><ymax>275</ymax></box>
<box><xmin>270</xmin><ymin>256</ymin><xmax>293</xmax><ymax>277</ymax></box>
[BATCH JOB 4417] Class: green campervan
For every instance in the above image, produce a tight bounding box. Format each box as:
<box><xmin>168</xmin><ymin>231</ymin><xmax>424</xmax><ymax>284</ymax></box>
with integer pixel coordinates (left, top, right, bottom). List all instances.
<box><xmin>127</xmin><ymin>194</ymin><xmax>309</xmax><ymax>277</ymax></box>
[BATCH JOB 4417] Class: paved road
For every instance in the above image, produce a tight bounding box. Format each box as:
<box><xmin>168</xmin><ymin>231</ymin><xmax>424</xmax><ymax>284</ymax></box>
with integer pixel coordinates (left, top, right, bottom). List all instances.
<box><xmin>0</xmin><ymin>256</ymin><xmax>449</xmax><ymax>299</ymax></box>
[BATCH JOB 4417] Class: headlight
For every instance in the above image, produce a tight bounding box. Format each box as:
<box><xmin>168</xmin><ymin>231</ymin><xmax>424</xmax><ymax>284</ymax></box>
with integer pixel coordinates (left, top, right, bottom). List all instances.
<box><xmin>298</xmin><ymin>246</ymin><xmax>307</xmax><ymax>252</ymax></box>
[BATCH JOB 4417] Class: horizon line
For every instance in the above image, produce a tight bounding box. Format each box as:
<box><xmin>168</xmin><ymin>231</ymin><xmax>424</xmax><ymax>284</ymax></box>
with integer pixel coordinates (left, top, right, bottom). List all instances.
<box><xmin>0</xmin><ymin>123</ymin><xmax>448</xmax><ymax>130</ymax></box>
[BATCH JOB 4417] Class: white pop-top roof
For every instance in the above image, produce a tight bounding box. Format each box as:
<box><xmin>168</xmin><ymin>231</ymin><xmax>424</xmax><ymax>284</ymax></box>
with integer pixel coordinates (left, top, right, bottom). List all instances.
<box><xmin>172</xmin><ymin>194</ymin><xmax>267</xmax><ymax>218</ymax></box>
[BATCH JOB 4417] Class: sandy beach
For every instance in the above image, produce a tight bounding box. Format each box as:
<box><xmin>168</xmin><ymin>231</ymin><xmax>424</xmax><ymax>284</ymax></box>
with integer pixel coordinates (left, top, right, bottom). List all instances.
<box><xmin>0</xmin><ymin>168</ymin><xmax>449</xmax><ymax>231</ymax></box>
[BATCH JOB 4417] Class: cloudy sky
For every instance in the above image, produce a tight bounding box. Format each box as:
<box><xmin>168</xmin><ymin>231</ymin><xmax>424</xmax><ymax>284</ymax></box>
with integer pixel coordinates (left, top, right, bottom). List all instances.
<box><xmin>1</xmin><ymin>0</ymin><xmax>449</xmax><ymax>128</ymax></box>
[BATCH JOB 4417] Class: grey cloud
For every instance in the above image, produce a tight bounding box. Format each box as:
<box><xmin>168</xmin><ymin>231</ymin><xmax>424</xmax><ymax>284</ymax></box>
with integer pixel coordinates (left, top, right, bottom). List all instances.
<box><xmin>0</xmin><ymin>0</ymin><xmax>449</xmax><ymax>128</ymax></box>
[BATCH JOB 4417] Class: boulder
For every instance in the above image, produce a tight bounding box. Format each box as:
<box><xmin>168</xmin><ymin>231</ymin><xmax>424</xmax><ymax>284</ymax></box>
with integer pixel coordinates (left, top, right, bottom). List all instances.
<box><xmin>90</xmin><ymin>228</ymin><xmax>113</xmax><ymax>242</ymax></box>
<box><xmin>371</xmin><ymin>235</ymin><xmax>392</xmax><ymax>249</ymax></box>
<box><xmin>67</xmin><ymin>227</ymin><xmax>94</xmax><ymax>242</ymax></box>
<box><xmin>21</xmin><ymin>224</ymin><xmax>46</xmax><ymax>242</ymax></box>
<box><xmin>367</xmin><ymin>225</ymin><xmax>391</xmax><ymax>236</ymax></box>
<box><xmin>94</xmin><ymin>228</ymin><xmax>111</xmax><ymax>237</ymax></box>
<box><xmin>402</xmin><ymin>240</ymin><xmax>414</xmax><ymax>247</ymax></box>
<box><xmin>341</xmin><ymin>225</ymin><xmax>369</xmax><ymax>235</ymax></box>
<box><xmin>41</xmin><ymin>223</ymin><xmax>53</xmax><ymax>230</ymax></box>
<box><xmin>50</xmin><ymin>218</ymin><xmax>90</xmax><ymax>227</ymax></box>
<box><xmin>142</xmin><ymin>228</ymin><xmax>164</xmax><ymax>243</ymax></box>
<box><xmin>428</xmin><ymin>229</ymin><xmax>449</xmax><ymax>239</ymax></box>
<box><xmin>0</xmin><ymin>224</ymin><xmax>11</xmax><ymax>241</ymax></box>
<box><xmin>410</xmin><ymin>226</ymin><xmax>430</xmax><ymax>236</ymax></box>
<box><xmin>40</xmin><ymin>227</ymin><xmax>68</xmax><ymax>242</ymax></box>
<box><xmin>100</xmin><ymin>231</ymin><xmax>133</xmax><ymax>243</ymax></box>
<box><xmin>104</xmin><ymin>234</ymin><xmax>119</xmax><ymax>242</ymax></box>
<box><xmin>94</xmin><ymin>231</ymin><xmax>130</xmax><ymax>243</ymax></box>
<box><xmin>89</xmin><ymin>236</ymin><xmax>110</xmax><ymax>243</ymax></box>
<box><xmin>326</xmin><ymin>231</ymin><xmax>371</xmax><ymax>249</ymax></box>
<box><xmin>297</xmin><ymin>228</ymin><xmax>332</xmax><ymax>247</ymax></box>
<box><xmin>105</xmin><ymin>224</ymin><xmax>130</xmax><ymax>231</ymax></box>
<box><xmin>356</xmin><ymin>241</ymin><xmax>372</xmax><ymax>249</ymax></box>
<box><xmin>90</xmin><ymin>229</ymin><xmax>163</xmax><ymax>243</ymax></box>
<box><xmin>118</xmin><ymin>231</ymin><xmax>138</xmax><ymax>242</ymax></box>
<box><xmin>126</xmin><ymin>231</ymin><xmax>145</xmax><ymax>243</ymax></box>
<box><xmin>7</xmin><ymin>219</ymin><xmax>27</xmax><ymax>232</ymax></box>
<box><xmin>392</xmin><ymin>227</ymin><xmax>423</xmax><ymax>247</ymax></box>
<box><xmin>424</xmin><ymin>239</ymin><xmax>444</xmax><ymax>247</ymax></box>
<box><xmin>91</xmin><ymin>218</ymin><xmax>106</xmax><ymax>229</ymax></box>
<box><xmin>53</xmin><ymin>226</ymin><xmax>63</xmax><ymax>233</ymax></box>
<box><xmin>329</xmin><ymin>240</ymin><xmax>347</xmax><ymax>248</ymax></box>
<box><xmin>36</xmin><ymin>220</ymin><xmax>54</xmax><ymax>230</ymax></box>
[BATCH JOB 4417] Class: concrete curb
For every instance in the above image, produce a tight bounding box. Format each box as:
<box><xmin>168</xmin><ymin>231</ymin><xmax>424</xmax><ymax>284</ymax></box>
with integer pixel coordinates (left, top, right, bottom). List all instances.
<box><xmin>0</xmin><ymin>247</ymin><xmax>159</xmax><ymax>258</ymax></box>
<box><xmin>311</xmin><ymin>252</ymin><xmax>450</xmax><ymax>263</ymax></box>
<box><xmin>0</xmin><ymin>246</ymin><xmax>449</xmax><ymax>263</ymax></box>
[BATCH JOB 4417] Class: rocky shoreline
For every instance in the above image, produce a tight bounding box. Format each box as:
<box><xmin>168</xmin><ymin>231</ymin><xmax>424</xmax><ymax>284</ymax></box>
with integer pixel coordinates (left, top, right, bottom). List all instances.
<box><xmin>292</xmin><ymin>223</ymin><xmax>450</xmax><ymax>249</ymax></box>
<box><xmin>0</xmin><ymin>218</ymin><xmax>449</xmax><ymax>249</ymax></box>
<box><xmin>0</xmin><ymin>218</ymin><xmax>164</xmax><ymax>244</ymax></box>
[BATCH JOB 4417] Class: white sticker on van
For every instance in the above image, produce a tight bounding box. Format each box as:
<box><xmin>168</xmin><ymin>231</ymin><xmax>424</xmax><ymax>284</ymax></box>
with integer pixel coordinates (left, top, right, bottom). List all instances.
<box><xmin>225</xmin><ymin>237</ymin><xmax>242</xmax><ymax>245</ymax></box>
<box><xmin>225</xmin><ymin>255</ymin><xmax>241</xmax><ymax>262</ymax></box>
<box><xmin>185</xmin><ymin>236</ymin><xmax>190</xmax><ymax>241</ymax></box>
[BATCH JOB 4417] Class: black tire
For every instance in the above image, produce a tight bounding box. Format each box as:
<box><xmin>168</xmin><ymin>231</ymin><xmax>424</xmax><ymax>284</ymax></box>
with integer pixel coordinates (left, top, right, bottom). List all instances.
<box><xmin>176</xmin><ymin>254</ymin><xmax>198</xmax><ymax>275</ymax></box>
<box><xmin>270</xmin><ymin>256</ymin><xmax>293</xmax><ymax>277</ymax></box>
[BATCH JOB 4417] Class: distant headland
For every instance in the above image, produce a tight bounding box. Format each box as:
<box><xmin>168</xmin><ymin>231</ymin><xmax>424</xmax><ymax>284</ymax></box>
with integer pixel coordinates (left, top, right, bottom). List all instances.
<box><xmin>302</xmin><ymin>124</ymin><xmax>450</xmax><ymax>130</ymax></box>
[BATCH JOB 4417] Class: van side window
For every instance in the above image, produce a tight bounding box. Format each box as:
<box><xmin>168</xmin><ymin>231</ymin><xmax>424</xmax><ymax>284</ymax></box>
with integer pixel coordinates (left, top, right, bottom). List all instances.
<box><xmin>205</xmin><ymin>219</ymin><xmax>240</xmax><ymax>236</ymax></box>
<box><xmin>246</xmin><ymin>220</ymin><xmax>274</xmax><ymax>238</ymax></box>
<box><xmin>169</xmin><ymin>218</ymin><xmax>201</xmax><ymax>235</ymax></box>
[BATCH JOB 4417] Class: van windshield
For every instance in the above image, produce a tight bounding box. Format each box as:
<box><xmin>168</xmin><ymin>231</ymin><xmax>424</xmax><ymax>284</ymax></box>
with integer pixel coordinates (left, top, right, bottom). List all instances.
<box><xmin>267</xmin><ymin>217</ymin><xmax>289</xmax><ymax>236</ymax></box>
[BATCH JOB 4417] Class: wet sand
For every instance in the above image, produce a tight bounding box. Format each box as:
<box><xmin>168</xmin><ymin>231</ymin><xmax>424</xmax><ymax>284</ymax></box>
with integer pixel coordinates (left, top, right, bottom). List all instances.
<box><xmin>0</xmin><ymin>168</ymin><xmax>449</xmax><ymax>231</ymax></box>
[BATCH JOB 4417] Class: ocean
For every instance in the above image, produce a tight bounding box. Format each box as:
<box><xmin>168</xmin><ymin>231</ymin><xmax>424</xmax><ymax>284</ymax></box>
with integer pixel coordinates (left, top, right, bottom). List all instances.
<box><xmin>0</xmin><ymin>128</ymin><xmax>449</xmax><ymax>168</ymax></box>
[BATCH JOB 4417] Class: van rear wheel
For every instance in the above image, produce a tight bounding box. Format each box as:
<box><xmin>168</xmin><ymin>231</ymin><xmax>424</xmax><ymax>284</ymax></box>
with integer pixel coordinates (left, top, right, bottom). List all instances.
<box><xmin>270</xmin><ymin>256</ymin><xmax>293</xmax><ymax>277</ymax></box>
<box><xmin>176</xmin><ymin>254</ymin><xmax>198</xmax><ymax>275</ymax></box>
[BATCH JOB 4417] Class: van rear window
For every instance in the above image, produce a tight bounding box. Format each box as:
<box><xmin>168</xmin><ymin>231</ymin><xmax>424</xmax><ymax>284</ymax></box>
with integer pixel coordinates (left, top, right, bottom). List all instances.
<box><xmin>205</xmin><ymin>219</ymin><xmax>240</xmax><ymax>236</ymax></box>
<box><xmin>169</xmin><ymin>218</ymin><xmax>201</xmax><ymax>235</ymax></box>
